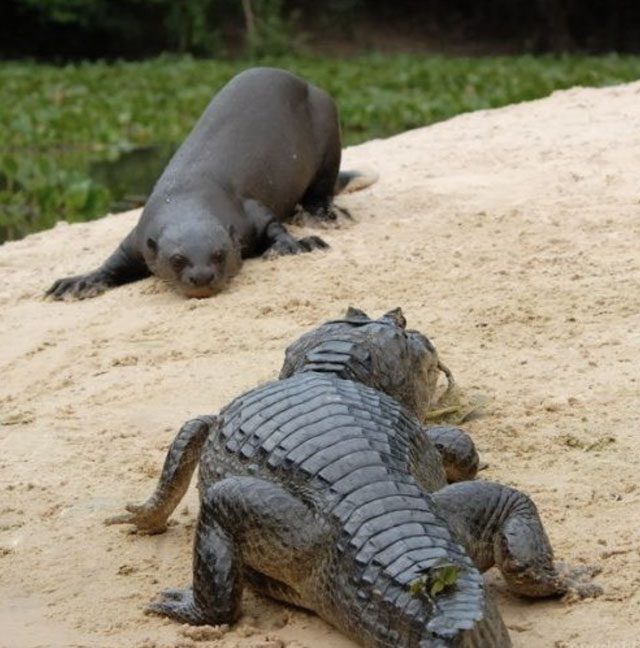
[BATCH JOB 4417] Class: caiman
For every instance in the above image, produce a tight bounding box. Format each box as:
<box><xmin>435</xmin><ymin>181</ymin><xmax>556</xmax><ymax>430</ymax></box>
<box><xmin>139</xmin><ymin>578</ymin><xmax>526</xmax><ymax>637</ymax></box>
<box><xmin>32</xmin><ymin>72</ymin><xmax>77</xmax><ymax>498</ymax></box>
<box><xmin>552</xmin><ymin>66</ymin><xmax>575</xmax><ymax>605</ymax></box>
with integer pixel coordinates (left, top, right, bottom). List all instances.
<box><xmin>107</xmin><ymin>307</ymin><xmax>599</xmax><ymax>647</ymax></box>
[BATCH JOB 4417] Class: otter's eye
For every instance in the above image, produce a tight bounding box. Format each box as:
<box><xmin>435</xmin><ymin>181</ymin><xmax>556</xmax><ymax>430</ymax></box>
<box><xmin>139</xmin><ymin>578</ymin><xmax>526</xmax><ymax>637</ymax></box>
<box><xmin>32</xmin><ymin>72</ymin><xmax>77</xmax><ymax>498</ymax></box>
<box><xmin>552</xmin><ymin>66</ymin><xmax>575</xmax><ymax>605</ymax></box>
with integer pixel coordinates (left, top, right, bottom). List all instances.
<box><xmin>170</xmin><ymin>254</ymin><xmax>189</xmax><ymax>271</ymax></box>
<box><xmin>147</xmin><ymin>238</ymin><xmax>158</xmax><ymax>253</ymax></box>
<box><xmin>211</xmin><ymin>250</ymin><xmax>227</xmax><ymax>264</ymax></box>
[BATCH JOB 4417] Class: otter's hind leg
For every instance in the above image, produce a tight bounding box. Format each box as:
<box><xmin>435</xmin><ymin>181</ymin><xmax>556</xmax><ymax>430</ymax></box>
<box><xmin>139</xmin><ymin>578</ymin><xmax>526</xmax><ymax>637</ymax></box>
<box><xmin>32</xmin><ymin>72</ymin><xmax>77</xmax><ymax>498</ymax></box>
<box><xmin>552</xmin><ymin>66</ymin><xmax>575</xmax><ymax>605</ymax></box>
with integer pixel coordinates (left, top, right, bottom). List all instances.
<box><xmin>432</xmin><ymin>481</ymin><xmax>602</xmax><ymax>598</ymax></box>
<box><xmin>105</xmin><ymin>415</ymin><xmax>218</xmax><ymax>534</ymax></box>
<box><xmin>148</xmin><ymin>476</ymin><xmax>325</xmax><ymax>625</ymax></box>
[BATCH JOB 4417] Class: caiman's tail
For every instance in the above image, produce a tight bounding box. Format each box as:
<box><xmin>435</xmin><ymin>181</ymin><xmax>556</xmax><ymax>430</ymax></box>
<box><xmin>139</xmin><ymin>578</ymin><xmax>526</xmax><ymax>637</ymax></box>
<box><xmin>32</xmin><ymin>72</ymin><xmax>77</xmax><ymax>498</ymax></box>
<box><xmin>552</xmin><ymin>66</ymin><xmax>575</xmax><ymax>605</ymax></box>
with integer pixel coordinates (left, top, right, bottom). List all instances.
<box><xmin>335</xmin><ymin>169</ymin><xmax>379</xmax><ymax>195</ymax></box>
<box><xmin>459</xmin><ymin>591</ymin><xmax>512</xmax><ymax>647</ymax></box>
<box><xmin>324</xmin><ymin>472</ymin><xmax>512</xmax><ymax>647</ymax></box>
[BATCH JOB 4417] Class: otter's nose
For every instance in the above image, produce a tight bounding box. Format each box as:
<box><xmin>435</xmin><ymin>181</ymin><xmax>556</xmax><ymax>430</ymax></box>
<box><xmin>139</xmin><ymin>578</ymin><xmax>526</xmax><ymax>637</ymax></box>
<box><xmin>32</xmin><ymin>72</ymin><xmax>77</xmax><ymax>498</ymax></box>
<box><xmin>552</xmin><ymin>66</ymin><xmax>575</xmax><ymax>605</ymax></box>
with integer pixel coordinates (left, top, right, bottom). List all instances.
<box><xmin>187</xmin><ymin>269</ymin><xmax>215</xmax><ymax>287</ymax></box>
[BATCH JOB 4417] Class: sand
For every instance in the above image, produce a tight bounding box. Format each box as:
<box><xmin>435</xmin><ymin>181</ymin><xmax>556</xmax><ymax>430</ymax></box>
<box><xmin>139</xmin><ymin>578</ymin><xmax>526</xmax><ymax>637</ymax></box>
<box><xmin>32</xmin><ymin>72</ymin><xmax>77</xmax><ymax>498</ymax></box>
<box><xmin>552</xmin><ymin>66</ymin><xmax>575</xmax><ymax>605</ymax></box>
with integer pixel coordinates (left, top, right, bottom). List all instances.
<box><xmin>1</xmin><ymin>81</ymin><xmax>639</xmax><ymax>648</ymax></box>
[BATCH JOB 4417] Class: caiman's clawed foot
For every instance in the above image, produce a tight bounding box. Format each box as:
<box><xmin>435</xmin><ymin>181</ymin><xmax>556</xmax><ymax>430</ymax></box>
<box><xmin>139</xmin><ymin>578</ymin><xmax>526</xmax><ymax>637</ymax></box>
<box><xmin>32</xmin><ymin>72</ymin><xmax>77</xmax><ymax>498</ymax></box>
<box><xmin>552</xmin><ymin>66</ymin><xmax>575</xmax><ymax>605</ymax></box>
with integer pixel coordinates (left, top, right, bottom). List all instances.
<box><xmin>105</xmin><ymin>416</ymin><xmax>215</xmax><ymax>534</ymax></box>
<box><xmin>554</xmin><ymin>562</ymin><xmax>603</xmax><ymax>600</ymax></box>
<box><xmin>146</xmin><ymin>588</ymin><xmax>210</xmax><ymax>625</ymax></box>
<box><xmin>104</xmin><ymin>502</ymin><xmax>169</xmax><ymax>535</ymax></box>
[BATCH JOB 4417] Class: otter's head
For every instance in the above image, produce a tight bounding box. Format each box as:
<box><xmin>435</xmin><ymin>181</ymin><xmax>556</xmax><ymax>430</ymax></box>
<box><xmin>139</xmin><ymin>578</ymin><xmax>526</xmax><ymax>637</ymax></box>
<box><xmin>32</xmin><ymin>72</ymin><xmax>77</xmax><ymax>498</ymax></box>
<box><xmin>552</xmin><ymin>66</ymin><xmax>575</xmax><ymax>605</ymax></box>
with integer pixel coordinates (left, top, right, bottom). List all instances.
<box><xmin>280</xmin><ymin>307</ymin><xmax>452</xmax><ymax>420</ymax></box>
<box><xmin>144</xmin><ymin>219</ymin><xmax>242</xmax><ymax>298</ymax></box>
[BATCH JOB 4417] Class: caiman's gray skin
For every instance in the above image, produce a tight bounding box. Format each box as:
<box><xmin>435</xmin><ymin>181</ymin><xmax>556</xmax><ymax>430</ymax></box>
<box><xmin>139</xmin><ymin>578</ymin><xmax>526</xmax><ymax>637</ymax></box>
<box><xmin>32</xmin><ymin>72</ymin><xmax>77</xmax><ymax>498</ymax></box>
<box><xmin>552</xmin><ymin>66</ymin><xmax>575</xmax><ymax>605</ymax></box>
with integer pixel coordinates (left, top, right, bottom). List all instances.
<box><xmin>46</xmin><ymin>68</ymin><xmax>375</xmax><ymax>301</ymax></box>
<box><xmin>107</xmin><ymin>308</ymin><xmax>599</xmax><ymax>647</ymax></box>
<box><xmin>424</xmin><ymin>426</ymin><xmax>479</xmax><ymax>484</ymax></box>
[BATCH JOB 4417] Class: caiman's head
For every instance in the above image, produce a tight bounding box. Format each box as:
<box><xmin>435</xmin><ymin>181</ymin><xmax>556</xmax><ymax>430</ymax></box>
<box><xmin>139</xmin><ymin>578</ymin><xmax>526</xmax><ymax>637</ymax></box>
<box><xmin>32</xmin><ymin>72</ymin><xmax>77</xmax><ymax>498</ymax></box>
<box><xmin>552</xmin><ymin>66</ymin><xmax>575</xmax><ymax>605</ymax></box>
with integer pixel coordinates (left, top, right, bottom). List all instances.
<box><xmin>280</xmin><ymin>307</ymin><xmax>454</xmax><ymax>420</ymax></box>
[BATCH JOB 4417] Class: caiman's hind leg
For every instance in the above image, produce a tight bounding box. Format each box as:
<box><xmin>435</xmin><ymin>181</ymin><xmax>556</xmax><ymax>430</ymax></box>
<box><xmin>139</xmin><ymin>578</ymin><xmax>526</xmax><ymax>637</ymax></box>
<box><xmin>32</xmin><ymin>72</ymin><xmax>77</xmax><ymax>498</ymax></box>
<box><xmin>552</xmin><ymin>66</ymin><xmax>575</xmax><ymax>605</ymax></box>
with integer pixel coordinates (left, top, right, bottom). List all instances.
<box><xmin>105</xmin><ymin>416</ymin><xmax>218</xmax><ymax>534</ymax></box>
<box><xmin>245</xmin><ymin>569</ymin><xmax>306</xmax><ymax>608</ymax></box>
<box><xmin>432</xmin><ymin>481</ymin><xmax>602</xmax><ymax>598</ymax></box>
<box><xmin>148</xmin><ymin>476</ymin><xmax>326</xmax><ymax>625</ymax></box>
<box><xmin>424</xmin><ymin>425</ymin><xmax>480</xmax><ymax>483</ymax></box>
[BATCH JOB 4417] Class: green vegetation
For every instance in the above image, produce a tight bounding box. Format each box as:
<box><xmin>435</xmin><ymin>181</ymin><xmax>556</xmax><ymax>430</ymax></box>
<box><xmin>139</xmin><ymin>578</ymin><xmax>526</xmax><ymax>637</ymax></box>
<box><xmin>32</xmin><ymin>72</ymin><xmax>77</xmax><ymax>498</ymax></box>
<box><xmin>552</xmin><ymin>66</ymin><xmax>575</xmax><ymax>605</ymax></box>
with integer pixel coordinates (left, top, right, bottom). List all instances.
<box><xmin>2</xmin><ymin>54</ymin><xmax>640</xmax><ymax>242</ymax></box>
<box><xmin>409</xmin><ymin>561</ymin><xmax>461</xmax><ymax>599</ymax></box>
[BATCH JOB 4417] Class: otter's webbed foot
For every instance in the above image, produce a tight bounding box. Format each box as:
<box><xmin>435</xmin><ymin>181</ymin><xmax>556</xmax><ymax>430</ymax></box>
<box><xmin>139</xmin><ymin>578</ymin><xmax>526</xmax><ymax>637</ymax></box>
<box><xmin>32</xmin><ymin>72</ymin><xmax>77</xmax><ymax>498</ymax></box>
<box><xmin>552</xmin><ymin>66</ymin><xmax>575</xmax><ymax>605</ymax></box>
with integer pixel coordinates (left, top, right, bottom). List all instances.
<box><xmin>46</xmin><ymin>270</ymin><xmax>113</xmax><ymax>300</ymax></box>
<box><xmin>263</xmin><ymin>234</ymin><xmax>329</xmax><ymax>259</ymax></box>
<box><xmin>294</xmin><ymin>201</ymin><xmax>352</xmax><ymax>229</ymax></box>
<box><xmin>245</xmin><ymin>200</ymin><xmax>330</xmax><ymax>257</ymax></box>
<box><xmin>46</xmin><ymin>232</ymin><xmax>151</xmax><ymax>300</ymax></box>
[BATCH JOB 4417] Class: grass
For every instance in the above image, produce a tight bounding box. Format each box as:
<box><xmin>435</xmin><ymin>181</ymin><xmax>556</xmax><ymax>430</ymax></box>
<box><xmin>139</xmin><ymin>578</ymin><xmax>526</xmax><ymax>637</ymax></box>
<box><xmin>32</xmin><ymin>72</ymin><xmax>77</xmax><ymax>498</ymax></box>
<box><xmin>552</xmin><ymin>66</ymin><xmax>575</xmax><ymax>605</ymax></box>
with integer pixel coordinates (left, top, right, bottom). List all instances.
<box><xmin>1</xmin><ymin>53</ymin><xmax>639</xmax><ymax>241</ymax></box>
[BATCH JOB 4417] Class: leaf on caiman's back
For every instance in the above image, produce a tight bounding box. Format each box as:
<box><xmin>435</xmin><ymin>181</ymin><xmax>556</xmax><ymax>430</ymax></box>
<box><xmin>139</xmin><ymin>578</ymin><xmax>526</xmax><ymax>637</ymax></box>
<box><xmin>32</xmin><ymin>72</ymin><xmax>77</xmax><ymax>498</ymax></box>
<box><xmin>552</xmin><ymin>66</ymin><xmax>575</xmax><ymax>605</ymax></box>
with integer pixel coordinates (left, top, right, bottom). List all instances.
<box><xmin>409</xmin><ymin>560</ymin><xmax>461</xmax><ymax>599</ymax></box>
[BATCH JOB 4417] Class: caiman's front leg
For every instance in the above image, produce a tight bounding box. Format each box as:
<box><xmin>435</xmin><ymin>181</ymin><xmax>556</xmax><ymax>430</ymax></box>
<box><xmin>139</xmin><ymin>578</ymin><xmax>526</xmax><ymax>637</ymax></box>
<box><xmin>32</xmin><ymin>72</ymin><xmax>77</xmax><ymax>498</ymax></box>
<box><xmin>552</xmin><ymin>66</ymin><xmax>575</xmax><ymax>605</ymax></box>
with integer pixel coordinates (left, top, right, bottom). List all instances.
<box><xmin>244</xmin><ymin>199</ymin><xmax>329</xmax><ymax>258</ymax></box>
<box><xmin>46</xmin><ymin>228</ymin><xmax>151</xmax><ymax>300</ymax></box>
<box><xmin>432</xmin><ymin>481</ymin><xmax>602</xmax><ymax>598</ymax></box>
<box><xmin>105</xmin><ymin>416</ymin><xmax>218</xmax><ymax>534</ymax></box>
<box><xmin>424</xmin><ymin>425</ymin><xmax>480</xmax><ymax>482</ymax></box>
<box><xmin>148</xmin><ymin>476</ymin><xmax>326</xmax><ymax>625</ymax></box>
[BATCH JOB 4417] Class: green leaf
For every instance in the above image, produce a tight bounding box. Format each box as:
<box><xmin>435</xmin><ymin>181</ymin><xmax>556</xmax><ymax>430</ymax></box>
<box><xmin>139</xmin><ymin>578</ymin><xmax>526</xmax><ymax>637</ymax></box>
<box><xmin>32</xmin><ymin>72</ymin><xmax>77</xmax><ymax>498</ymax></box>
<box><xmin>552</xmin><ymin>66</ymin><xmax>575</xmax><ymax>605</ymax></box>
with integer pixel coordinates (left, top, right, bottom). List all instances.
<box><xmin>409</xmin><ymin>561</ymin><xmax>460</xmax><ymax>599</ymax></box>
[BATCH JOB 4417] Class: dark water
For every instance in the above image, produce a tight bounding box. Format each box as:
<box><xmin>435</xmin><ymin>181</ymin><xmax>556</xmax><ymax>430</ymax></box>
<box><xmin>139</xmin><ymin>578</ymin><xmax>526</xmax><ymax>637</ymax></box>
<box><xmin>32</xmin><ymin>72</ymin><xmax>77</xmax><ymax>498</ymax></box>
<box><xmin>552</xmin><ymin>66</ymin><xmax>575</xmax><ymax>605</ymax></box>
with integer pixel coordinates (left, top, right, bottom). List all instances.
<box><xmin>90</xmin><ymin>143</ymin><xmax>176</xmax><ymax>213</ymax></box>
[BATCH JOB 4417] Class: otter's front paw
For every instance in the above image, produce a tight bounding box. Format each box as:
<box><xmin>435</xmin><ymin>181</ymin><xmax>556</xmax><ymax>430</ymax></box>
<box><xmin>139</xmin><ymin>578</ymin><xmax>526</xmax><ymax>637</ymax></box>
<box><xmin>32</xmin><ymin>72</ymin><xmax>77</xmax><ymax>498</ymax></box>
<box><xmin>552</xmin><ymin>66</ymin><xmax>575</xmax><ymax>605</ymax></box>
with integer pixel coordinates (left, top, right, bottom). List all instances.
<box><xmin>46</xmin><ymin>271</ymin><xmax>111</xmax><ymax>300</ymax></box>
<box><xmin>298</xmin><ymin>235</ymin><xmax>330</xmax><ymax>252</ymax></box>
<box><xmin>263</xmin><ymin>235</ymin><xmax>329</xmax><ymax>259</ymax></box>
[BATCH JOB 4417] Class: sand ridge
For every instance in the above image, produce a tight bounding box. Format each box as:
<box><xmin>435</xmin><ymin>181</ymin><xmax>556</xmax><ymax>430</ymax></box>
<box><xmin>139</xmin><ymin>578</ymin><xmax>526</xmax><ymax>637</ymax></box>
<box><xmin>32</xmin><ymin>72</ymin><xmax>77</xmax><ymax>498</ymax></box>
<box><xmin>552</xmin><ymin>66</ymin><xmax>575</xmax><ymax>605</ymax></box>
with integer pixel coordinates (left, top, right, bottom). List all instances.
<box><xmin>1</xmin><ymin>81</ymin><xmax>640</xmax><ymax>648</ymax></box>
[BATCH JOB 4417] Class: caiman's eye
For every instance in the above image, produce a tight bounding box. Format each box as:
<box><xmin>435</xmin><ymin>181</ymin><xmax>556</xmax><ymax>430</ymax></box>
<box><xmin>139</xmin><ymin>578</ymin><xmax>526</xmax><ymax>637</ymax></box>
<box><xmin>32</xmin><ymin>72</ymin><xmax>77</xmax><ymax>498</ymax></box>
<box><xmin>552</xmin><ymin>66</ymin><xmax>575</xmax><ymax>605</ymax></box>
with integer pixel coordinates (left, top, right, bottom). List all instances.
<box><xmin>211</xmin><ymin>250</ymin><xmax>227</xmax><ymax>264</ymax></box>
<box><xmin>170</xmin><ymin>254</ymin><xmax>189</xmax><ymax>271</ymax></box>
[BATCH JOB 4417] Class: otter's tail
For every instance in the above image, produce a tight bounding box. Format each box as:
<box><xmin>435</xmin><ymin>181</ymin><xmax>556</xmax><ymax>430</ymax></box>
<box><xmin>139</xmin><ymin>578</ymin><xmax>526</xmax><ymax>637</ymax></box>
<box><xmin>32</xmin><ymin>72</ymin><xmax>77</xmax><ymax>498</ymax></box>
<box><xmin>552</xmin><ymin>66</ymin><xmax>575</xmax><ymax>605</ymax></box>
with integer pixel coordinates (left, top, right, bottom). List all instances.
<box><xmin>335</xmin><ymin>169</ymin><xmax>379</xmax><ymax>195</ymax></box>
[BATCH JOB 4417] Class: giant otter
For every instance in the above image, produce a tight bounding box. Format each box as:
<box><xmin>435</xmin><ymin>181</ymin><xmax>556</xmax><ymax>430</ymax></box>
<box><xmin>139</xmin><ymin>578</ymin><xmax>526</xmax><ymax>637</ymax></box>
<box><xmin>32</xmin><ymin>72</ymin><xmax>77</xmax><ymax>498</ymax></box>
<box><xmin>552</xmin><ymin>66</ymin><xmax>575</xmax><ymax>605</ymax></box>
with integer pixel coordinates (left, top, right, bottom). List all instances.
<box><xmin>47</xmin><ymin>67</ymin><xmax>376</xmax><ymax>300</ymax></box>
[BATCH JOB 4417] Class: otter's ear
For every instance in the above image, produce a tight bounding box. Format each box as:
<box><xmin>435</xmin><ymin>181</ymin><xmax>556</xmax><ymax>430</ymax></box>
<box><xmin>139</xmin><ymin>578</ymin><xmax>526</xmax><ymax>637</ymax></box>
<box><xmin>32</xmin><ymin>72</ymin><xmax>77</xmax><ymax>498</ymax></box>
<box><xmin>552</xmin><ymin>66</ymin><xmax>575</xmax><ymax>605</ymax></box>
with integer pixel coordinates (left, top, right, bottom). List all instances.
<box><xmin>146</xmin><ymin>238</ymin><xmax>158</xmax><ymax>256</ymax></box>
<box><xmin>382</xmin><ymin>307</ymin><xmax>406</xmax><ymax>329</ymax></box>
<box><xmin>345</xmin><ymin>306</ymin><xmax>370</xmax><ymax>320</ymax></box>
